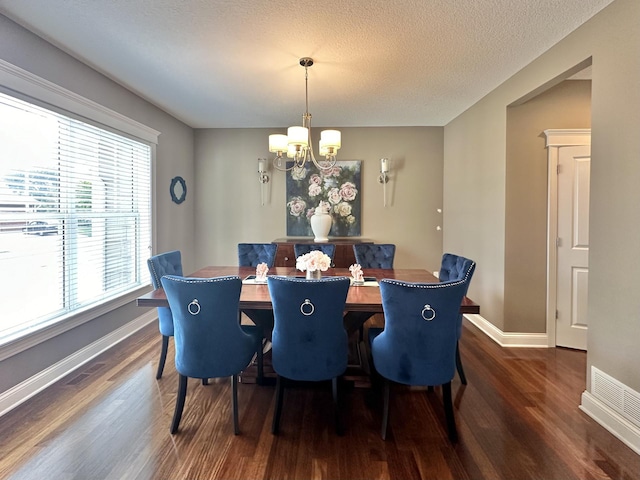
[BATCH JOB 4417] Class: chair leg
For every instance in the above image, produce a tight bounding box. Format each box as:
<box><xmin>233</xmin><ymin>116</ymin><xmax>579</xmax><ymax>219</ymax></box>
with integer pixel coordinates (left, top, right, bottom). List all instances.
<box><xmin>156</xmin><ymin>335</ymin><xmax>170</xmax><ymax>379</ymax></box>
<box><xmin>232</xmin><ymin>374</ymin><xmax>240</xmax><ymax>435</ymax></box>
<box><xmin>170</xmin><ymin>374</ymin><xmax>188</xmax><ymax>434</ymax></box>
<box><xmin>332</xmin><ymin>377</ymin><xmax>343</xmax><ymax>435</ymax></box>
<box><xmin>442</xmin><ymin>381</ymin><xmax>458</xmax><ymax>442</ymax></box>
<box><xmin>271</xmin><ymin>375</ymin><xmax>285</xmax><ymax>434</ymax></box>
<box><xmin>202</xmin><ymin>378</ymin><xmax>209</xmax><ymax>385</ymax></box>
<box><xmin>455</xmin><ymin>341</ymin><xmax>467</xmax><ymax>385</ymax></box>
<box><xmin>381</xmin><ymin>378</ymin><xmax>390</xmax><ymax>440</ymax></box>
<box><xmin>256</xmin><ymin>333</ymin><xmax>264</xmax><ymax>386</ymax></box>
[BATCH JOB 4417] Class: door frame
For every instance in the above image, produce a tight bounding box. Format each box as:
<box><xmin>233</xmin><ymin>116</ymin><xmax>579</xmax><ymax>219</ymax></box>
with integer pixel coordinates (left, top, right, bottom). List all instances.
<box><xmin>544</xmin><ymin>129</ymin><xmax>591</xmax><ymax>347</ymax></box>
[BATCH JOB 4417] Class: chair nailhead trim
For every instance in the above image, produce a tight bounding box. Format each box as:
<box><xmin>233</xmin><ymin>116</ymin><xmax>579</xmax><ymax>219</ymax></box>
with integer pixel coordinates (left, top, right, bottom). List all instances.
<box><xmin>269</xmin><ymin>276</ymin><xmax>350</xmax><ymax>283</ymax></box>
<box><xmin>165</xmin><ymin>275</ymin><xmax>240</xmax><ymax>284</ymax></box>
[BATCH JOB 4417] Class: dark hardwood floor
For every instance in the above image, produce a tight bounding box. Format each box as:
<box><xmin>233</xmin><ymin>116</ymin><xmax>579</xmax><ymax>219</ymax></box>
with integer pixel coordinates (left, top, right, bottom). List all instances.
<box><xmin>1</xmin><ymin>318</ymin><xmax>638</xmax><ymax>480</ymax></box>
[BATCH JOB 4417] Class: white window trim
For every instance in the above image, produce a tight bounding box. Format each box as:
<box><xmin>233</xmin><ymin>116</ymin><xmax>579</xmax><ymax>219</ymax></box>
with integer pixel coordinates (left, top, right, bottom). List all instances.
<box><xmin>0</xmin><ymin>59</ymin><xmax>159</xmax><ymax>144</ymax></box>
<box><xmin>0</xmin><ymin>59</ymin><xmax>160</xmax><ymax>361</ymax></box>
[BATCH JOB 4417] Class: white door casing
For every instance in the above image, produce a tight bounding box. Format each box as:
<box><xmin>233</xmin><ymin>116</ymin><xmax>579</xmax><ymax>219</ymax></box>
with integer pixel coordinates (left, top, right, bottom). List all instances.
<box><xmin>544</xmin><ymin>130</ymin><xmax>591</xmax><ymax>349</ymax></box>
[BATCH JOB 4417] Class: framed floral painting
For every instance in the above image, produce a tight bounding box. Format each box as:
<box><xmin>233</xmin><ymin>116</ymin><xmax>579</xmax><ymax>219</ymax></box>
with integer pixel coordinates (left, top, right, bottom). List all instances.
<box><xmin>286</xmin><ymin>160</ymin><xmax>362</xmax><ymax>237</ymax></box>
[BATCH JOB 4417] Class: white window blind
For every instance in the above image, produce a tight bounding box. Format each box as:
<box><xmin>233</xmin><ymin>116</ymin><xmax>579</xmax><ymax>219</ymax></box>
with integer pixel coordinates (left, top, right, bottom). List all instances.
<box><xmin>0</xmin><ymin>91</ymin><xmax>152</xmax><ymax>345</ymax></box>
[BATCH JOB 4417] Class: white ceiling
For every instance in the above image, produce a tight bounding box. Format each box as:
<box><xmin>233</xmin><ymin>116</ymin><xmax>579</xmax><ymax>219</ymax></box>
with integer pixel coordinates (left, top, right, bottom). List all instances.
<box><xmin>0</xmin><ymin>0</ymin><xmax>609</xmax><ymax>129</ymax></box>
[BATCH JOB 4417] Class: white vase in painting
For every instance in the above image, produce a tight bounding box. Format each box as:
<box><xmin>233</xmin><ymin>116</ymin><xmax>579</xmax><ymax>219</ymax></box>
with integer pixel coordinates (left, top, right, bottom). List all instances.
<box><xmin>310</xmin><ymin>201</ymin><xmax>332</xmax><ymax>242</ymax></box>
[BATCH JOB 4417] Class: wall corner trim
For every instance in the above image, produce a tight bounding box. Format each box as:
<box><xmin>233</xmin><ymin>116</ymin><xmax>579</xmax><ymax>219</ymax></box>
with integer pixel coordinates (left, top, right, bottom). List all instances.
<box><xmin>464</xmin><ymin>314</ymin><xmax>549</xmax><ymax>347</ymax></box>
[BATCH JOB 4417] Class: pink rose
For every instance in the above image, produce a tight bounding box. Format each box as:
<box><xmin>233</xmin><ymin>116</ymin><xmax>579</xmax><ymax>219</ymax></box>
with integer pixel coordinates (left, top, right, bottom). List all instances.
<box><xmin>309</xmin><ymin>174</ymin><xmax>323</xmax><ymax>185</ymax></box>
<box><xmin>339</xmin><ymin>182</ymin><xmax>358</xmax><ymax>201</ymax></box>
<box><xmin>287</xmin><ymin>196</ymin><xmax>307</xmax><ymax>217</ymax></box>
<box><xmin>327</xmin><ymin>187</ymin><xmax>342</xmax><ymax>205</ymax></box>
<box><xmin>308</xmin><ymin>183</ymin><xmax>322</xmax><ymax>197</ymax></box>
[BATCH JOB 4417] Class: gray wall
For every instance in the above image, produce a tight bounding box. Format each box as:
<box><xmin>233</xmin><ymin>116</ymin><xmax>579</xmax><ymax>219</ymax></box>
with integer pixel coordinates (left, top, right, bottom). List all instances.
<box><xmin>0</xmin><ymin>15</ymin><xmax>195</xmax><ymax>393</ymax></box>
<box><xmin>444</xmin><ymin>0</ymin><xmax>640</xmax><ymax>392</ymax></box>
<box><xmin>505</xmin><ymin>80</ymin><xmax>591</xmax><ymax>333</ymax></box>
<box><xmin>194</xmin><ymin>127</ymin><xmax>445</xmax><ymax>272</ymax></box>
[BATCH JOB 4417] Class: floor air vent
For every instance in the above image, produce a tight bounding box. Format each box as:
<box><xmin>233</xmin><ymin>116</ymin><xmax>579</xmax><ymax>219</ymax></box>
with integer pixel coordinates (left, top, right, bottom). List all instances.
<box><xmin>592</xmin><ymin>367</ymin><xmax>640</xmax><ymax>428</ymax></box>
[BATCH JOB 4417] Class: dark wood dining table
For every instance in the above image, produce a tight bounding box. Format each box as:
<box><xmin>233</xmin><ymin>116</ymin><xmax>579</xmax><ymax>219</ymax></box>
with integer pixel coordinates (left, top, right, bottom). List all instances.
<box><xmin>136</xmin><ymin>265</ymin><xmax>480</xmax><ymax>314</ymax></box>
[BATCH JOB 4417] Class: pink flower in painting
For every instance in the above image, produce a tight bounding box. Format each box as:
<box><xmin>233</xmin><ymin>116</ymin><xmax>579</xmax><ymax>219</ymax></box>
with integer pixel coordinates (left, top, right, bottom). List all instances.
<box><xmin>339</xmin><ymin>182</ymin><xmax>358</xmax><ymax>201</ymax></box>
<box><xmin>330</xmin><ymin>166</ymin><xmax>342</xmax><ymax>176</ymax></box>
<box><xmin>308</xmin><ymin>183</ymin><xmax>322</xmax><ymax>197</ymax></box>
<box><xmin>327</xmin><ymin>187</ymin><xmax>342</xmax><ymax>205</ymax></box>
<box><xmin>309</xmin><ymin>174</ymin><xmax>323</xmax><ymax>185</ymax></box>
<box><xmin>287</xmin><ymin>196</ymin><xmax>307</xmax><ymax>217</ymax></box>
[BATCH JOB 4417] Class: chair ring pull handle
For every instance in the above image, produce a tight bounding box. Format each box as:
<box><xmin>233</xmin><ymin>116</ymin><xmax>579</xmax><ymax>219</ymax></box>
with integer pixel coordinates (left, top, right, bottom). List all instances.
<box><xmin>421</xmin><ymin>304</ymin><xmax>436</xmax><ymax>321</ymax></box>
<box><xmin>188</xmin><ymin>299</ymin><xmax>201</xmax><ymax>316</ymax></box>
<box><xmin>300</xmin><ymin>299</ymin><xmax>315</xmax><ymax>316</ymax></box>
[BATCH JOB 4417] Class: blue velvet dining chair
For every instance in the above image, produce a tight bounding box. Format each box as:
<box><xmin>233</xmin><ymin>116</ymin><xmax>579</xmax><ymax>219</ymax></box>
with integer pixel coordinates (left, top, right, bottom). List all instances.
<box><xmin>293</xmin><ymin>243</ymin><xmax>336</xmax><ymax>266</ymax></box>
<box><xmin>369</xmin><ymin>278</ymin><xmax>468</xmax><ymax>442</ymax></box>
<box><xmin>147</xmin><ymin>250</ymin><xmax>183</xmax><ymax>379</ymax></box>
<box><xmin>161</xmin><ymin>275</ymin><xmax>263</xmax><ymax>435</ymax></box>
<box><xmin>346</xmin><ymin>243</ymin><xmax>396</xmax><ymax>340</ymax></box>
<box><xmin>237</xmin><ymin>243</ymin><xmax>278</xmax><ymax>268</ymax></box>
<box><xmin>237</xmin><ymin>243</ymin><xmax>279</xmax><ymax>348</ymax></box>
<box><xmin>437</xmin><ymin>253</ymin><xmax>476</xmax><ymax>385</ymax></box>
<box><xmin>267</xmin><ymin>275</ymin><xmax>351</xmax><ymax>435</ymax></box>
<box><xmin>353</xmin><ymin>243</ymin><xmax>396</xmax><ymax>269</ymax></box>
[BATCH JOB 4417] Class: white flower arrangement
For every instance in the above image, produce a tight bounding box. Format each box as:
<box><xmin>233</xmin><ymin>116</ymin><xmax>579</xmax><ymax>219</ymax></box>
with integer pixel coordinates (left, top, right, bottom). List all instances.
<box><xmin>296</xmin><ymin>250</ymin><xmax>332</xmax><ymax>272</ymax></box>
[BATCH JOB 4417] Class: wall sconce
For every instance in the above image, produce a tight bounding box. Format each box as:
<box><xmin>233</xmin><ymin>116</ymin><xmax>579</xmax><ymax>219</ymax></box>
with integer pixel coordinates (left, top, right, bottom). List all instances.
<box><xmin>258</xmin><ymin>158</ymin><xmax>269</xmax><ymax>205</ymax></box>
<box><xmin>378</xmin><ymin>158</ymin><xmax>390</xmax><ymax>207</ymax></box>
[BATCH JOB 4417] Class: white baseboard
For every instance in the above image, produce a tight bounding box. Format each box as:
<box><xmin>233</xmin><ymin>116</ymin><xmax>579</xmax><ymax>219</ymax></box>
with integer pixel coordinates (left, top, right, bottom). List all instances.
<box><xmin>464</xmin><ymin>314</ymin><xmax>549</xmax><ymax>347</ymax></box>
<box><xmin>0</xmin><ymin>310</ymin><xmax>157</xmax><ymax>418</ymax></box>
<box><xmin>580</xmin><ymin>391</ymin><xmax>640</xmax><ymax>456</ymax></box>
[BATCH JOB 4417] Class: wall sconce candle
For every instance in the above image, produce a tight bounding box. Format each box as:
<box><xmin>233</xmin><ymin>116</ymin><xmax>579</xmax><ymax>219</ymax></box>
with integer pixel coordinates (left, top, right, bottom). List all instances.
<box><xmin>378</xmin><ymin>158</ymin><xmax>390</xmax><ymax>207</ymax></box>
<box><xmin>258</xmin><ymin>158</ymin><xmax>269</xmax><ymax>205</ymax></box>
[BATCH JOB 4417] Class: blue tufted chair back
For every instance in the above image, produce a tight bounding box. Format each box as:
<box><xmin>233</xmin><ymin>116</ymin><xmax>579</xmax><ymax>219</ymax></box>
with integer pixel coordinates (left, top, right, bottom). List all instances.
<box><xmin>267</xmin><ymin>276</ymin><xmax>350</xmax><ymax>381</ymax></box>
<box><xmin>371</xmin><ymin>278</ymin><xmax>468</xmax><ymax>386</ymax></box>
<box><xmin>438</xmin><ymin>253</ymin><xmax>476</xmax><ymax>338</ymax></box>
<box><xmin>353</xmin><ymin>244</ymin><xmax>396</xmax><ymax>269</ymax></box>
<box><xmin>238</xmin><ymin>243</ymin><xmax>278</xmax><ymax>267</ymax></box>
<box><xmin>438</xmin><ymin>253</ymin><xmax>476</xmax><ymax>285</ymax></box>
<box><xmin>293</xmin><ymin>244</ymin><xmax>336</xmax><ymax>264</ymax></box>
<box><xmin>161</xmin><ymin>275</ymin><xmax>257</xmax><ymax>379</ymax></box>
<box><xmin>147</xmin><ymin>250</ymin><xmax>183</xmax><ymax>337</ymax></box>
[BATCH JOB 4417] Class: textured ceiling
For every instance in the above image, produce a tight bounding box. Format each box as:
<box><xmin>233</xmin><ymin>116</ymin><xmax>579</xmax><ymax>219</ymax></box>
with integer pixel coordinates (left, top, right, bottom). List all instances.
<box><xmin>0</xmin><ymin>0</ymin><xmax>610</xmax><ymax>128</ymax></box>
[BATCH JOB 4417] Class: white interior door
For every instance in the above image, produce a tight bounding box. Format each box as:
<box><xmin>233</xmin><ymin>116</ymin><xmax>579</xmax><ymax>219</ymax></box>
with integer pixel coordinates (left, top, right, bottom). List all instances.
<box><xmin>556</xmin><ymin>144</ymin><xmax>590</xmax><ymax>350</ymax></box>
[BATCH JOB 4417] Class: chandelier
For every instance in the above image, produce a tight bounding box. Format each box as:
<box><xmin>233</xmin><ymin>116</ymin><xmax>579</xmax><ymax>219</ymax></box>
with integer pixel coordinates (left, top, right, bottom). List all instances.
<box><xmin>268</xmin><ymin>57</ymin><xmax>341</xmax><ymax>172</ymax></box>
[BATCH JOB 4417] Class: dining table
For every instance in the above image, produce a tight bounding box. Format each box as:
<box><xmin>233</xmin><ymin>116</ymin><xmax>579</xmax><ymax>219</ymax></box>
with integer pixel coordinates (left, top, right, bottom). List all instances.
<box><xmin>136</xmin><ymin>265</ymin><xmax>480</xmax><ymax>385</ymax></box>
<box><xmin>136</xmin><ymin>265</ymin><xmax>480</xmax><ymax>314</ymax></box>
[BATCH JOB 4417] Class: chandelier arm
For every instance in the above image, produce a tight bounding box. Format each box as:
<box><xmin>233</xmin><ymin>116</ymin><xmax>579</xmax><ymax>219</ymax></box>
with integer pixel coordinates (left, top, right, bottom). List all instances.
<box><xmin>271</xmin><ymin>154</ymin><xmax>298</xmax><ymax>172</ymax></box>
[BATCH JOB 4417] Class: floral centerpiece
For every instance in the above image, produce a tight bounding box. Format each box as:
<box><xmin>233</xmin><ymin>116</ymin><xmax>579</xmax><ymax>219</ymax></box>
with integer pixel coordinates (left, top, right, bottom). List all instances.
<box><xmin>296</xmin><ymin>250</ymin><xmax>332</xmax><ymax>279</ymax></box>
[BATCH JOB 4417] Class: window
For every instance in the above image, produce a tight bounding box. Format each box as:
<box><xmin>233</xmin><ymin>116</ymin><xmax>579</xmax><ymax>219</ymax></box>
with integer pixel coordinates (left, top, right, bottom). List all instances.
<box><xmin>0</xmin><ymin>91</ymin><xmax>152</xmax><ymax>346</ymax></box>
